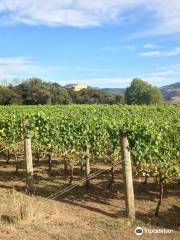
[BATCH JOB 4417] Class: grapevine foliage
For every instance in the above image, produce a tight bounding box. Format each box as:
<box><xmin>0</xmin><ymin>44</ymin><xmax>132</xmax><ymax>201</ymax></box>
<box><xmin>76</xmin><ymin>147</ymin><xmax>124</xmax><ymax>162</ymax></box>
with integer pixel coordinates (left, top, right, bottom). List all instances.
<box><xmin>0</xmin><ymin>104</ymin><xmax>179</xmax><ymax>183</ymax></box>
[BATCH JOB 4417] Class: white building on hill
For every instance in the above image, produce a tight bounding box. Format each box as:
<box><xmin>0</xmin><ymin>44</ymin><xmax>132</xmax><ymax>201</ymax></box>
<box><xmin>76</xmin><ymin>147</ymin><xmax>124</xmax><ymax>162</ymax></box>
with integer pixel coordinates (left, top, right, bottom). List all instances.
<box><xmin>65</xmin><ymin>83</ymin><xmax>87</xmax><ymax>91</ymax></box>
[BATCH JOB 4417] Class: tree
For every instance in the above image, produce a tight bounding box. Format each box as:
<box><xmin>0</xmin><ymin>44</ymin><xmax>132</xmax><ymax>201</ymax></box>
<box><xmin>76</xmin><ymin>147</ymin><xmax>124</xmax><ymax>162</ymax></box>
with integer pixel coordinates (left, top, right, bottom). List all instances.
<box><xmin>68</xmin><ymin>87</ymin><xmax>120</xmax><ymax>104</ymax></box>
<box><xmin>125</xmin><ymin>78</ymin><xmax>163</xmax><ymax>105</ymax></box>
<box><xmin>14</xmin><ymin>78</ymin><xmax>51</xmax><ymax>105</ymax></box>
<box><xmin>0</xmin><ymin>87</ymin><xmax>21</xmax><ymax>105</ymax></box>
<box><xmin>48</xmin><ymin>83</ymin><xmax>71</xmax><ymax>104</ymax></box>
<box><xmin>14</xmin><ymin>78</ymin><xmax>70</xmax><ymax>105</ymax></box>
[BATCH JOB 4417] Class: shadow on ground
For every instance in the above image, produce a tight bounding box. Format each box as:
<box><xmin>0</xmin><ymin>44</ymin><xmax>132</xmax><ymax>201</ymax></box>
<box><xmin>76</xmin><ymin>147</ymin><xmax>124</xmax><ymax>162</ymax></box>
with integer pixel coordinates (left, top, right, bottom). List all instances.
<box><xmin>0</xmin><ymin>157</ymin><xmax>179</xmax><ymax>231</ymax></box>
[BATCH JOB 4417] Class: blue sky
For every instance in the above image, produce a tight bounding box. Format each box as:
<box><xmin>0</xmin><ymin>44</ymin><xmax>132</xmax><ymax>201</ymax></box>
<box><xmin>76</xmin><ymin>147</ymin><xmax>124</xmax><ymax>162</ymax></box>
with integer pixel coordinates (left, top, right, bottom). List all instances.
<box><xmin>0</xmin><ymin>0</ymin><xmax>180</xmax><ymax>88</ymax></box>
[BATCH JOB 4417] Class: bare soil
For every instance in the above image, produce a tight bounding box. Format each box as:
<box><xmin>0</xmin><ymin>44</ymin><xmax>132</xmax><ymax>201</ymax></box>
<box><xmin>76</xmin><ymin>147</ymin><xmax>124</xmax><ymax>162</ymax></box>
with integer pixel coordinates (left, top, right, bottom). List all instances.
<box><xmin>0</xmin><ymin>156</ymin><xmax>179</xmax><ymax>240</ymax></box>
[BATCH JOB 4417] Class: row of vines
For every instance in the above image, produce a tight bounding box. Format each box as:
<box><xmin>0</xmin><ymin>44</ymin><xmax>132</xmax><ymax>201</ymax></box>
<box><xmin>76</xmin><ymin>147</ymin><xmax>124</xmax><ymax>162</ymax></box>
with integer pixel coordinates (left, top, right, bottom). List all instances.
<box><xmin>0</xmin><ymin>104</ymin><xmax>180</xmax><ymax>215</ymax></box>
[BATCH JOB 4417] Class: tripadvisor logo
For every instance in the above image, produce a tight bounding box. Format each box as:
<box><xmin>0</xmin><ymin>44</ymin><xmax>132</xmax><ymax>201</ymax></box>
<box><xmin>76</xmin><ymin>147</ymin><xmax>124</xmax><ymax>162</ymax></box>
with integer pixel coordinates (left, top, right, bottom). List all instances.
<box><xmin>135</xmin><ymin>226</ymin><xmax>173</xmax><ymax>236</ymax></box>
<box><xmin>135</xmin><ymin>227</ymin><xmax>144</xmax><ymax>236</ymax></box>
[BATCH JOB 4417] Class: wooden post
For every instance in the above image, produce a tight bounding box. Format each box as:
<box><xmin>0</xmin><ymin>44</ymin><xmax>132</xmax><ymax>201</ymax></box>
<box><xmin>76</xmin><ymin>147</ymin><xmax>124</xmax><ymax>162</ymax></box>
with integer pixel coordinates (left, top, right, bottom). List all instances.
<box><xmin>23</xmin><ymin>120</ymin><xmax>34</xmax><ymax>195</ymax></box>
<box><xmin>48</xmin><ymin>153</ymin><xmax>52</xmax><ymax>172</ymax></box>
<box><xmin>108</xmin><ymin>165</ymin><xmax>115</xmax><ymax>188</ymax></box>
<box><xmin>14</xmin><ymin>153</ymin><xmax>18</xmax><ymax>174</ymax></box>
<box><xmin>24</xmin><ymin>137</ymin><xmax>34</xmax><ymax>195</ymax></box>
<box><xmin>69</xmin><ymin>165</ymin><xmax>74</xmax><ymax>185</ymax></box>
<box><xmin>155</xmin><ymin>180</ymin><xmax>163</xmax><ymax>217</ymax></box>
<box><xmin>6</xmin><ymin>150</ymin><xmax>10</xmax><ymax>163</ymax></box>
<box><xmin>36</xmin><ymin>149</ymin><xmax>40</xmax><ymax>162</ymax></box>
<box><xmin>80</xmin><ymin>162</ymin><xmax>84</xmax><ymax>176</ymax></box>
<box><xmin>120</xmin><ymin>130</ymin><xmax>135</xmax><ymax>222</ymax></box>
<box><xmin>64</xmin><ymin>150</ymin><xmax>68</xmax><ymax>178</ymax></box>
<box><xmin>85</xmin><ymin>147</ymin><xmax>90</xmax><ymax>189</ymax></box>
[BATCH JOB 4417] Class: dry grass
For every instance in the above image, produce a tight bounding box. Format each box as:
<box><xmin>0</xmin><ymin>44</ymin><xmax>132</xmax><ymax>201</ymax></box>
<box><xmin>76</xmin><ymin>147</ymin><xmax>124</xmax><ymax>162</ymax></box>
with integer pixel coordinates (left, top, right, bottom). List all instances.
<box><xmin>0</xmin><ymin>157</ymin><xmax>179</xmax><ymax>240</ymax></box>
<box><xmin>0</xmin><ymin>189</ymin><xmax>34</xmax><ymax>224</ymax></box>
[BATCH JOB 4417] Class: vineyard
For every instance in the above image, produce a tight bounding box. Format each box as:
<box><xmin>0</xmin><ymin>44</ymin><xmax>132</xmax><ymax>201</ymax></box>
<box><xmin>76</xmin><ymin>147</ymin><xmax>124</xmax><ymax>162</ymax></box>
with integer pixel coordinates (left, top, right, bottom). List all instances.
<box><xmin>0</xmin><ymin>104</ymin><xmax>180</xmax><ymax>239</ymax></box>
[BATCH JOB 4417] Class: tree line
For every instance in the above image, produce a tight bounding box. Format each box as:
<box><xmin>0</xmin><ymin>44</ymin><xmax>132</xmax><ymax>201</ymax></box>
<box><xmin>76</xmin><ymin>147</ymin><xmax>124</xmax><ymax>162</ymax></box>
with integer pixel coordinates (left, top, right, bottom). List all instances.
<box><xmin>0</xmin><ymin>78</ymin><xmax>163</xmax><ymax>105</ymax></box>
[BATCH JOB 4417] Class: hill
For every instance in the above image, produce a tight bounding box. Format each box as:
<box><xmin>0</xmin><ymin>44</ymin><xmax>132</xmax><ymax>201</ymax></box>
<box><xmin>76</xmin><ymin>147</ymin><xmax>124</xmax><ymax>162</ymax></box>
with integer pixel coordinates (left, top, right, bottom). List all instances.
<box><xmin>101</xmin><ymin>88</ymin><xmax>126</xmax><ymax>96</ymax></box>
<box><xmin>160</xmin><ymin>82</ymin><xmax>180</xmax><ymax>100</ymax></box>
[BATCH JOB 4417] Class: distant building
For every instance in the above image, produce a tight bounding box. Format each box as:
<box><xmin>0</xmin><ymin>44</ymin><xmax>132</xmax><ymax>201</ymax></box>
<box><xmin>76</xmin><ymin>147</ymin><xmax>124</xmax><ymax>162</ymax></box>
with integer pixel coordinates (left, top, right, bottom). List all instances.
<box><xmin>65</xmin><ymin>83</ymin><xmax>87</xmax><ymax>91</ymax></box>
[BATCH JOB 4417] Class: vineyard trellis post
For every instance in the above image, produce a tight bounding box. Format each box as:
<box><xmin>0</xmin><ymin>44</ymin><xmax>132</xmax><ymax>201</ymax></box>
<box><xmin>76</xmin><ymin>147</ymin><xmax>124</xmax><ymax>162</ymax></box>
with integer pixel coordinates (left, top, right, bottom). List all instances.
<box><xmin>48</xmin><ymin>153</ymin><xmax>52</xmax><ymax>172</ymax></box>
<box><xmin>85</xmin><ymin>146</ymin><xmax>90</xmax><ymax>189</ymax></box>
<box><xmin>23</xmin><ymin>120</ymin><xmax>34</xmax><ymax>195</ymax></box>
<box><xmin>120</xmin><ymin>130</ymin><xmax>135</xmax><ymax>222</ymax></box>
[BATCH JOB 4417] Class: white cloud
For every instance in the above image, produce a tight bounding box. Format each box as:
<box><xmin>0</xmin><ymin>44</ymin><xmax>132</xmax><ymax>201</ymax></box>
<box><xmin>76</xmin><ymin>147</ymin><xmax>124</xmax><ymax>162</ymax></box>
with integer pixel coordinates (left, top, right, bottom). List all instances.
<box><xmin>0</xmin><ymin>57</ymin><xmax>36</xmax><ymax>65</ymax></box>
<box><xmin>128</xmin><ymin>0</ymin><xmax>180</xmax><ymax>37</ymax></box>
<box><xmin>0</xmin><ymin>56</ymin><xmax>52</xmax><ymax>79</ymax></box>
<box><xmin>142</xmin><ymin>66</ymin><xmax>180</xmax><ymax>86</ymax></box>
<box><xmin>139</xmin><ymin>47</ymin><xmax>180</xmax><ymax>57</ymax></box>
<box><xmin>141</xmin><ymin>0</ymin><xmax>180</xmax><ymax>36</ymax></box>
<box><xmin>165</xmin><ymin>47</ymin><xmax>180</xmax><ymax>56</ymax></box>
<box><xmin>143</xmin><ymin>44</ymin><xmax>157</xmax><ymax>48</ymax></box>
<box><xmin>139</xmin><ymin>51</ymin><xmax>161</xmax><ymax>57</ymax></box>
<box><xmin>0</xmin><ymin>0</ymin><xmax>179</xmax><ymax>37</ymax></box>
<box><xmin>0</xmin><ymin>0</ymin><xmax>145</xmax><ymax>27</ymax></box>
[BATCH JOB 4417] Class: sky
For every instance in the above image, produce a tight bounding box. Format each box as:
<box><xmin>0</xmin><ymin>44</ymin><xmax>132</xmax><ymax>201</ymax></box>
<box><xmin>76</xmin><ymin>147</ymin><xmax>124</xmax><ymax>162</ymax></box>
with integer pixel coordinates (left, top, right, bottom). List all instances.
<box><xmin>0</xmin><ymin>0</ymin><xmax>180</xmax><ymax>88</ymax></box>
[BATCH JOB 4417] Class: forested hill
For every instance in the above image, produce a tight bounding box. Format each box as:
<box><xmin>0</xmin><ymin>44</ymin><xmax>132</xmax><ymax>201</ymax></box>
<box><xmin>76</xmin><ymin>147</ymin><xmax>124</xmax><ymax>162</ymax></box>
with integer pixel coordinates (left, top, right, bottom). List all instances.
<box><xmin>0</xmin><ymin>78</ymin><xmax>123</xmax><ymax>105</ymax></box>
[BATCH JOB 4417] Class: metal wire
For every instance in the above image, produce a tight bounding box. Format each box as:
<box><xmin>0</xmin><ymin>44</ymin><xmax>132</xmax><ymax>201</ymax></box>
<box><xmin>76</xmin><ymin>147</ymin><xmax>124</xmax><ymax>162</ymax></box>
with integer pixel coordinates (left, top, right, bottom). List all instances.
<box><xmin>0</xmin><ymin>148</ymin><xmax>120</xmax><ymax>208</ymax></box>
<box><xmin>37</xmin><ymin>160</ymin><xmax>120</xmax><ymax>205</ymax></box>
